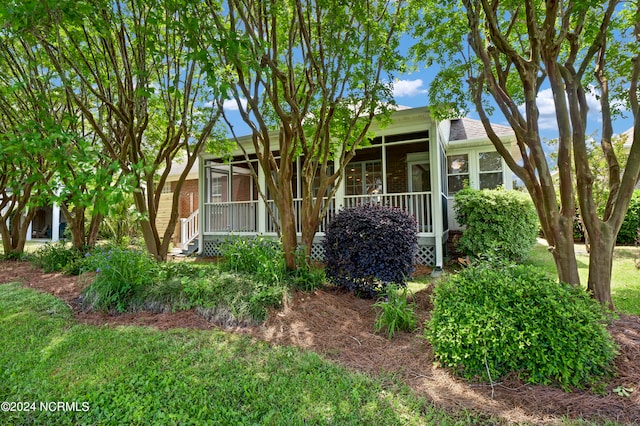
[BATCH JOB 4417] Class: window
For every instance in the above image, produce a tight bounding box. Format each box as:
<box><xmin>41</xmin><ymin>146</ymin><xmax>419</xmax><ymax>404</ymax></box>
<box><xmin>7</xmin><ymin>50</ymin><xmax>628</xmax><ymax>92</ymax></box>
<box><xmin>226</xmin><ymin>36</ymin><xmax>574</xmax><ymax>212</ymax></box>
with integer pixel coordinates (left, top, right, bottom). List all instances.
<box><xmin>346</xmin><ymin>161</ymin><xmax>382</xmax><ymax>195</ymax></box>
<box><xmin>447</xmin><ymin>154</ymin><xmax>469</xmax><ymax>194</ymax></box>
<box><xmin>209</xmin><ymin>177</ymin><xmax>223</xmax><ymax>202</ymax></box>
<box><xmin>479</xmin><ymin>151</ymin><xmax>503</xmax><ymax>189</ymax></box>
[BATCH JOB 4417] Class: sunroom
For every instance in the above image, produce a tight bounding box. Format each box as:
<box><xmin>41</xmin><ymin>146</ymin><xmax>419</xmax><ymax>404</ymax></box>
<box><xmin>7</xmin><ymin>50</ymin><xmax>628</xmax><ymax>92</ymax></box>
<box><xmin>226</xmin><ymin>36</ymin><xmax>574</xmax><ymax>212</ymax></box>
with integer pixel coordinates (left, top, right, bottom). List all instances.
<box><xmin>197</xmin><ymin>106</ymin><xmax>515</xmax><ymax>269</ymax></box>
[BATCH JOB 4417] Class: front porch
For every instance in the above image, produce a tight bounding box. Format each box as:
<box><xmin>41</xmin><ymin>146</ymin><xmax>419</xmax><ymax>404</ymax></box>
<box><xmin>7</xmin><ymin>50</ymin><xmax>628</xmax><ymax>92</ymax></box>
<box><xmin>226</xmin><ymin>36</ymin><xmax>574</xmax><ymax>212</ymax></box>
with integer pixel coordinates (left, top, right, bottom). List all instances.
<box><xmin>200</xmin><ymin>191</ymin><xmax>438</xmax><ymax>264</ymax></box>
<box><xmin>197</xmin><ymin>111</ymin><xmax>450</xmax><ymax>267</ymax></box>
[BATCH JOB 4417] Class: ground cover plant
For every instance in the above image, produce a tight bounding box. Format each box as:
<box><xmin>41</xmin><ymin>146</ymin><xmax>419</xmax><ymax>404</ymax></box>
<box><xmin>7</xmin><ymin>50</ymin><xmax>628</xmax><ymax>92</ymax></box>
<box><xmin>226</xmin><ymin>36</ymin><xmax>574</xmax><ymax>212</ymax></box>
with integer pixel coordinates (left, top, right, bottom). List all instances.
<box><xmin>0</xmin><ymin>283</ymin><xmax>473</xmax><ymax>425</ymax></box>
<box><xmin>373</xmin><ymin>284</ymin><xmax>419</xmax><ymax>339</ymax></box>
<box><xmin>324</xmin><ymin>204</ymin><xmax>417</xmax><ymax>297</ymax></box>
<box><xmin>25</xmin><ymin>239</ymin><xmax>321</xmax><ymax>325</ymax></box>
<box><xmin>80</xmin><ymin>245</ymin><xmax>160</xmax><ymax>313</ymax></box>
<box><xmin>32</xmin><ymin>241</ymin><xmax>86</xmax><ymax>273</ymax></box>
<box><xmin>219</xmin><ymin>236</ymin><xmax>325</xmax><ymax>292</ymax></box>
<box><xmin>426</xmin><ymin>262</ymin><xmax>618</xmax><ymax>389</ymax></box>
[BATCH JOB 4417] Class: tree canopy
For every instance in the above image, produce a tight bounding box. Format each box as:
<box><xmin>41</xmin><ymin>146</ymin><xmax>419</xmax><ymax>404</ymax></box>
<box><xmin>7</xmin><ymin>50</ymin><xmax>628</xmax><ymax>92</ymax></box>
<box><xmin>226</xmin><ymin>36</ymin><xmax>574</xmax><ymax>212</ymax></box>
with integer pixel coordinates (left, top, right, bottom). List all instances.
<box><xmin>413</xmin><ymin>0</ymin><xmax>640</xmax><ymax>308</ymax></box>
<box><xmin>193</xmin><ymin>0</ymin><xmax>408</xmax><ymax>268</ymax></box>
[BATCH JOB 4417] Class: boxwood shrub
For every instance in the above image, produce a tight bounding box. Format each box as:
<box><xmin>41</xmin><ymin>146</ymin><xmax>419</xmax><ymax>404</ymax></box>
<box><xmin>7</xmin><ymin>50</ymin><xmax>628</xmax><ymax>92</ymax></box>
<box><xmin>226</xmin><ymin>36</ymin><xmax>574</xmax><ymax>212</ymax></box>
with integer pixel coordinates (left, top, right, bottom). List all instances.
<box><xmin>426</xmin><ymin>262</ymin><xmax>617</xmax><ymax>389</ymax></box>
<box><xmin>454</xmin><ymin>188</ymin><xmax>538</xmax><ymax>262</ymax></box>
<box><xmin>323</xmin><ymin>203</ymin><xmax>417</xmax><ymax>298</ymax></box>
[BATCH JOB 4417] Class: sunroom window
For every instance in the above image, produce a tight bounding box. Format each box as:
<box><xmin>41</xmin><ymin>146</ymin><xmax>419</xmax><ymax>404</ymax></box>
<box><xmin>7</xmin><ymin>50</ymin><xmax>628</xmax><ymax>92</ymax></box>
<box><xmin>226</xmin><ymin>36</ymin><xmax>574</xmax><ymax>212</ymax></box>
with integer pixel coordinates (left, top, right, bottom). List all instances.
<box><xmin>479</xmin><ymin>151</ymin><xmax>503</xmax><ymax>189</ymax></box>
<box><xmin>447</xmin><ymin>154</ymin><xmax>469</xmax><ymax>195</ymax></box>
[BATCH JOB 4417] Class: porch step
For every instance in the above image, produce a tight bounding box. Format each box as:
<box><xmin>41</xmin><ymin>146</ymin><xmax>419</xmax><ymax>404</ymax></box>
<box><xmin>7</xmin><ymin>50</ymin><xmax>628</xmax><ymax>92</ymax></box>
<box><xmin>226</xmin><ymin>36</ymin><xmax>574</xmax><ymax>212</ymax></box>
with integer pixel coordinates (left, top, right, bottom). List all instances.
<box><xmin>181</xmin><ymin>238</ymin><xmax>199</xmax><ymax>256</ymax></box>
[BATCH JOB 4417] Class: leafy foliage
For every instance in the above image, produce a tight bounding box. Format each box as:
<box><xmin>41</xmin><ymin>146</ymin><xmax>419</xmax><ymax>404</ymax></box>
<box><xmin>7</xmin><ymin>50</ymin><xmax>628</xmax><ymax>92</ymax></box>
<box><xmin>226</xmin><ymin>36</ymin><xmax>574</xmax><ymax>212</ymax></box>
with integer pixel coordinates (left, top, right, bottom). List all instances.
<box><xmin>81</xmin><ymin>246</ymin><xmax>159</xmax><ymax>313</ymax></box>
<box><xmin>617</xmin><ymin>190</ymin><xmax>640</xmax><ymax>245</ymax></box>
<box><xmin>454</xmin><ymin>188</ymin><xmax>538</xmax><ymax>262</ymax></box>
<box><xmin>373</xmin><ymin>285</ymin><xmax>419</xmax><ymax>339</ymax></box>
<box><xmin>426</xmin><ymin>262</ymin><xmax>617</xmax><ymax>389</ymax></box>
<box><xmin>324</xmin><ymin>204</ymin><xmax>417</xmax><ymax>298</ymax></box>
<box><xmin>219</xmin><ymin>237</ymin><xmax>287</xmax><ymax>286</ymax></box>
<box><xmin>219</xmin><ymin>237</ymin><xmax>324</xmax><ymax>292</ymax></box>
<box><xmin>33</xmin><ymin>241</ymin><xmax>85</xmax><ymax>273</ymax></box>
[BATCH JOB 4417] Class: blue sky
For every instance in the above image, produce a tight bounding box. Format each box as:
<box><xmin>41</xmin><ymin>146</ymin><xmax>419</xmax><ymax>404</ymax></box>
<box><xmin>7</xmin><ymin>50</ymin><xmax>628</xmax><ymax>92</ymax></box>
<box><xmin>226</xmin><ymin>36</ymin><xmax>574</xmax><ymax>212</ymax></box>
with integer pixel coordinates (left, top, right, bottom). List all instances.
<box><xmin>218</xmin><ymin>34</ymin><xmax>635</xmax><ymax>145</ymax></box>
<box><xmin>221</xmin><ymin>70</ymin><xmax>635</xmax><ymax>144</ymax></box>
<box><xmin>389</xmin><ymin>68</ymin><xmax>636</xmax><ymax>142</ymax></box>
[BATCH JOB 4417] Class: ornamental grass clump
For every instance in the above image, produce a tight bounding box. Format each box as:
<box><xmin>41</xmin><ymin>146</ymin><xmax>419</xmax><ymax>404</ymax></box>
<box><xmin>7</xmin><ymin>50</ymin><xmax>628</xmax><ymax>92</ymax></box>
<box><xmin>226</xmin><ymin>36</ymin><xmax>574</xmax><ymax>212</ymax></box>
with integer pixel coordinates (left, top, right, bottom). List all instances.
<box><xmin>373</xmin><ymin>285</ymin><xmax>418</xmax><ymax>339</ymax></box>
<box><xmin>81</xmin><ymin>245</ymin><xmax>159</xmax><ymax>312</ymax></box>
<box><xmin>426</xmin><ymin>262</ymin><xmax>617</xmax><ymax>390</ymax></box>
<box><xmin>323</xmin><ymin>203</ymin><xmax>417</xmax><ymax>298</ymax></box>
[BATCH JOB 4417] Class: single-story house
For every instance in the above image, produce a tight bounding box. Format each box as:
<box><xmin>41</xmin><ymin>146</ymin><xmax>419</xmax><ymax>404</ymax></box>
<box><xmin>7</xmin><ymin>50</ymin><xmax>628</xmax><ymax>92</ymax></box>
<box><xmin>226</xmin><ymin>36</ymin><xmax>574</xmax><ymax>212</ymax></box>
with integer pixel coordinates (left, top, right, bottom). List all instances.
<box><xmin>196</xmin><ymin>106</ymin><xmax>518</xmax><ymax>269</ymax></box>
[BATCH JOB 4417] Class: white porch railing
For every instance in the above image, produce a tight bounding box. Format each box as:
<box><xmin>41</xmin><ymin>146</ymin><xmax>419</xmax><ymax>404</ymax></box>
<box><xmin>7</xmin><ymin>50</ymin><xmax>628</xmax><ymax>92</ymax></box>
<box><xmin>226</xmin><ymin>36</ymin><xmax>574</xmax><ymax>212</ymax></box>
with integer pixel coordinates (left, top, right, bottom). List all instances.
<box><xmin>180</xmin><ymin>209</ymin><xmax>199</xmax><ymax>251</ymax></box>
<box><xmin>202</xmin><ymin>192</ymin><xmax>432</xmax><ymax>235</ymax></box>
<box><xmin>344</xmin><ymin>192</ymin><xmax>433</xmax><ymax>233</ymax></box>
<box><xmin>203</xmin><ymin>200</ymin><xmax>258</xmax><ymax>233</ymax></box>
<box><xmin>266</xmin><ymin>198</ymin><xmax>336</xmax><ymax>234</ymax></box>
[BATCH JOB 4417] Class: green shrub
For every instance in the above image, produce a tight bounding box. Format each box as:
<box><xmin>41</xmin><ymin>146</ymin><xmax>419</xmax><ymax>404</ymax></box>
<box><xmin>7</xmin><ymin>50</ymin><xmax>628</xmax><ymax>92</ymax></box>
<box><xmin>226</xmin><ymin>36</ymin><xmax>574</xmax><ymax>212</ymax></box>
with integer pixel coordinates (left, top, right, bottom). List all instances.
<box><xmin>426</xmin><ymin>262</ymin><xmax>617</xmax><ymax>389</ymax></box>
<box><xmin>220</xmin><ymin>236</ymin><xmax>286</xmax><ymax>286</ymax></box>
<box><xmin>454</xmin><ymin>188</ymin><xmax>538</xmax><ymax>262</ymax></box>
<box><xmin>617</xmin><ymin>189</ymin><xmax>640</xmax><ymax>244</ymax></box>
<box><xmin>323</xmin><ymin>204</ymin><xmax>417</xmax><ymax>298</ymax></box>
<box><xmin>373</xmin><ymin>285</ymin><xmax>418</xmax><ymax>339</ymax></box>
<box><xmin>219</xmin><ymin>237</ymin><xmax>324</xmax><ymax>292</ymax></box>
<box><xmin>132</xmin><ymin>261</ymin><xmax>287</xmax><ymax>324</ymax></box>
<box><xmin>81</xmin><ymin>245</ymin><xmax>159</xmax><ymax>312</ymax></box>
<box><xmin>33</xmin><ymin>241</ymin><xmax>84</xmax><ymax>273</ymax></box>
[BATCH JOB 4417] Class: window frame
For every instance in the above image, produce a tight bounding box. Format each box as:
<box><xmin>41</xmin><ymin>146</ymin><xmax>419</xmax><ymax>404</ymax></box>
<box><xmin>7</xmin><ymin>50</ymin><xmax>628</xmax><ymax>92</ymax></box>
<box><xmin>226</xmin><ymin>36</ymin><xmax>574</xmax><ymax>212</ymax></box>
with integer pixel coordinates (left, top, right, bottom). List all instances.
<box><xmin>446</xmin><ymin>149</ymin><xmax>508</xmax><ymax>196</ymax></box>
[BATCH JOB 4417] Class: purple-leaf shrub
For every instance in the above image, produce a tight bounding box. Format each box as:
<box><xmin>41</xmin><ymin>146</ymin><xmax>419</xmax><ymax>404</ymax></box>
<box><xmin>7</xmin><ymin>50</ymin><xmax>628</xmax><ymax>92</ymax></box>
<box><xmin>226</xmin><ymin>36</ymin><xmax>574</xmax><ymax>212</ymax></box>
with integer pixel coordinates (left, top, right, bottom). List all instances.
<box><xmin>323</xmin><ymin>203</ymin><xmax>417</xmax><ymax>298</ymax></box>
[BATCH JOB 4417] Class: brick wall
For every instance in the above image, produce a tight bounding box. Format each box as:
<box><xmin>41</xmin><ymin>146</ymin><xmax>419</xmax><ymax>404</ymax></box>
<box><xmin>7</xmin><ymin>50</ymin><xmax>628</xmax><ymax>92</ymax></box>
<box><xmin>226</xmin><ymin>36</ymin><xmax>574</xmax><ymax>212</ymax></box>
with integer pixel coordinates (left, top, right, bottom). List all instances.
<box><xmin>174</xmin><ymin>179</ymin><xmax>199</xmax><ymax>218</ymax></box>
<box><xmin>386</xmin><ymin>142</ymin><xmax>429</xmax><ymax>194</ymax></box>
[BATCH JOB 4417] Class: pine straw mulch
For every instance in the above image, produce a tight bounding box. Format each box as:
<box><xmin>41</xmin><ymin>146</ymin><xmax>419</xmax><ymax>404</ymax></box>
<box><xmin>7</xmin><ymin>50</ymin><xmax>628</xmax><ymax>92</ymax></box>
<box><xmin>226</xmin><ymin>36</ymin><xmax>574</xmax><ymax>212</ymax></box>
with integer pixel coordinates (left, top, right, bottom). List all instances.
<box><xmin>1</xmin><ymin>259</ymin><xmax>639</xmax><ymax>425</ymax></box>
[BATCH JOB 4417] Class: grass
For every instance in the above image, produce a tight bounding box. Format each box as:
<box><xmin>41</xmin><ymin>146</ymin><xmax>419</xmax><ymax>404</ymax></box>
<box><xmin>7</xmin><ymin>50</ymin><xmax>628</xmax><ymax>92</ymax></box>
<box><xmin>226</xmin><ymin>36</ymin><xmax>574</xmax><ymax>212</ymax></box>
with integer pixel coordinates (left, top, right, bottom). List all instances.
<box><xmin>525</xmin><ymin>241</ymin><xmax>640</xmax><ymax>315</ymax></box>
<box><xmin>0</xmin><ymin>283</ymin><xmax>489</xmax><ymax>425</ymax></box>
<box><xmin>0</xmin><ymin>240</ymin><xmax>48</xmax><ymax>256</ymax></box>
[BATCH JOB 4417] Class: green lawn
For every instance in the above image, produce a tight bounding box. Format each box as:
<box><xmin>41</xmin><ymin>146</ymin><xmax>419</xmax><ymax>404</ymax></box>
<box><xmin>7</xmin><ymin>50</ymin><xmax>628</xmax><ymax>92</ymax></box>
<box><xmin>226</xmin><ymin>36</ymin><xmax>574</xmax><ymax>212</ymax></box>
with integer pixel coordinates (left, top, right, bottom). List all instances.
<box><xmin>0</xmin><ymin>282</ymin><xmax>486</xmax><ymax>425</ymax></box>
<box><xmin>525</xmin><ymin>241</ymin><xmax>640</xmax><ymax>315</ymax></box>
<box><xmin>0</xmin><ymin>240</ymin><xmax>48</xmax><ymax>256</ymax></box>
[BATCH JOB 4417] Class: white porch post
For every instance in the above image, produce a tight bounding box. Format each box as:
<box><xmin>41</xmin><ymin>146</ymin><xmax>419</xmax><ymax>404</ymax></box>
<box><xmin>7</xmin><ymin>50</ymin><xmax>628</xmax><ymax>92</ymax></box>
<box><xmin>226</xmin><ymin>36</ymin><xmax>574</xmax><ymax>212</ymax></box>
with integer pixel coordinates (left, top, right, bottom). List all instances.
<box><xmin>26</xmin><ymin>215</ymin><xmax>32</xmax><ymax>241</ymax></box>
<box><xmin>381</xmin><ymin>140</ymin><xmax>388</xmax><ymax>193</ymax></box>
<box><xmin>334</xmin><ymin>158</ymin><xmax>345</xmax><ymax>210</ymax></box>
<box><xmin>51</xmin><ymin>203</ymin><xmax>60</xmax><ymax>242</ymax></box>
<box><xmin>198</xmin><ymin>156</ymin><xmax>204</xmax><ymax>255</ymax></box>
<box><xmin>432</xmin><ymin>139</ymin><xmax>445</xmax><ymax>272</ymax></box>
<box><xmin>257</xmin><ymin>160</ymin><xmax>267</xmax><ymax>234</ymax></box>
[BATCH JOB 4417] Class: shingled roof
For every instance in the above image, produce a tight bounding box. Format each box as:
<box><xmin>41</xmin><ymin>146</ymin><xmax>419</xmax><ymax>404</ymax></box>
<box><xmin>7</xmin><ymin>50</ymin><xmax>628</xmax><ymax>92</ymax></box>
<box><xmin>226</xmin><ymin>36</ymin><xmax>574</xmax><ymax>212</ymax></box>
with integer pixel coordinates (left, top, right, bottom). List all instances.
<box><xmin>622</xmin><ymin>126</ymin><xmax>635</xmax><ymax>149</ymax></box>
<box><xmin>449</xmin><ymin>117</ymin><xmax>514</xmax><ymax>142</ymax></box>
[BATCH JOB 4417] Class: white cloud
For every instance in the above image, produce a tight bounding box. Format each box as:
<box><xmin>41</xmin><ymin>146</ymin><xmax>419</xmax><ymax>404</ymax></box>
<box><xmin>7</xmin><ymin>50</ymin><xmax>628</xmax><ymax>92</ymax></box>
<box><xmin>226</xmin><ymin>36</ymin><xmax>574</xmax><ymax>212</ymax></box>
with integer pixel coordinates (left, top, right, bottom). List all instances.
<box><xmin>392</xmin><ymin>79</ymin><xmax>428</xmax><ymax>98</ymax></box>
<box><xmin>518</xmin><ymin>87</ymin><xmax>602</xmax><ymax>131</ymax></box>
<box><xmin>223</xmin><ymin>98</ymin><xmax>248</xmax><ymax>111</ymax></box>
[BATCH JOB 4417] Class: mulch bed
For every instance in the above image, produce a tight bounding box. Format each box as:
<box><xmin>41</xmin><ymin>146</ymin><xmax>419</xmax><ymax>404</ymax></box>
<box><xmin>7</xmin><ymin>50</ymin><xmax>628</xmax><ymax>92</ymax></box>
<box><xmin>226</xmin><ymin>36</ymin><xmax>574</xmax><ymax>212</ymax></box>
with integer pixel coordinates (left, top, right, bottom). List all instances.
<box><xmin>1</xmin><ymin>260</ymin><xmax>639</xmax><ymax>424</ymax></box>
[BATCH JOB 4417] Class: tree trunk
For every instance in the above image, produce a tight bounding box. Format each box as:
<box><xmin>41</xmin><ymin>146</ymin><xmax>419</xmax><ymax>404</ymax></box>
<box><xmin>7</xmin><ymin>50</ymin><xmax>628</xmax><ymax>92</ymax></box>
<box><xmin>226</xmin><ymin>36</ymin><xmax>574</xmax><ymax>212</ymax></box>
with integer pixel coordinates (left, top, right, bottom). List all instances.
<box><xmin>132</xmin><ymin>191</ymin><xmax>164</xmax><ymax>261</ymax></box>
<box><xmin>278</xmin><ymin>185</ymin><xmax>298</xmax><ymax>270</ymax></box>
<box><xmin>87</xmin><ymin>212</ymin><xmax>103</xmax><ymax>247</ymax></box>
<box><xmin>61</xmin><ymin>205</ymin><xmax>86</xmax><ymax>250</ymax></box>
<box><xmin>550</xmin><ymin>217</ymin><xmax>582</xmax><ymax>286</ymax></box>
<box><xmin>1</xmin><ymin>210</ymin><xmax>35</xmax><ymax>256</ymax></box>
<box><xmin>300</xmin><ymin>201</ymin><xmax>321</xmax><ymax>266</ymax></box>
<box><xmin>586</xmin><ymin>222</ymin><xmax>615</xmax><ymax>311</ymax></box>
